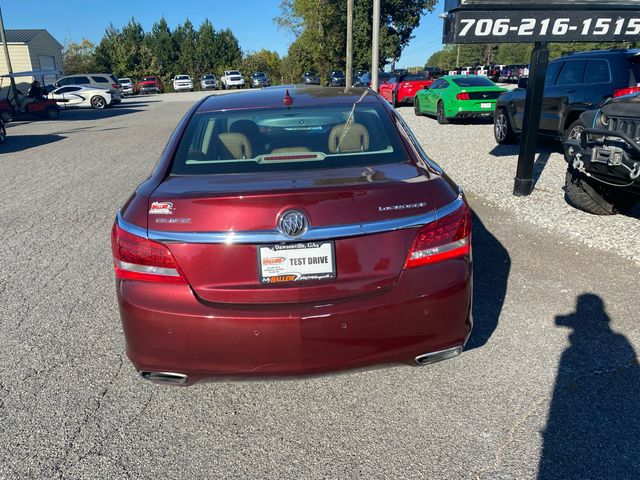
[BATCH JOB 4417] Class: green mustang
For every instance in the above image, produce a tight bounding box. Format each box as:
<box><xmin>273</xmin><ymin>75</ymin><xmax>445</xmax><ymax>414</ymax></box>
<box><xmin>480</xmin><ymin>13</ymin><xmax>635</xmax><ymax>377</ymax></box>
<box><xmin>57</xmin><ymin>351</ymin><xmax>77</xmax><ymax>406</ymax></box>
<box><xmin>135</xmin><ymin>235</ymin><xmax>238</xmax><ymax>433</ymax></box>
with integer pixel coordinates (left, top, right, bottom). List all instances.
<box><xmin>414</xmin><ymin>75</ymin><xmax>507</xmax><ymax>124</ymax></box>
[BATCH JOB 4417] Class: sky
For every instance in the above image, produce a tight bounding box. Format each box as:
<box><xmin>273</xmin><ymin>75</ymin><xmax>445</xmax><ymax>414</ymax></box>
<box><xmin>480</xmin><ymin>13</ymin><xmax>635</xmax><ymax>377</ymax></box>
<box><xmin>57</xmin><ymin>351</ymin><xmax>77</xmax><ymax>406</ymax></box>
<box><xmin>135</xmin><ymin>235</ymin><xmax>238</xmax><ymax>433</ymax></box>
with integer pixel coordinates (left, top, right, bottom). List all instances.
<box><xmin>3</xmin><ymin>0</ymin><xmax>446</xmax><ymax>69</ymax></box>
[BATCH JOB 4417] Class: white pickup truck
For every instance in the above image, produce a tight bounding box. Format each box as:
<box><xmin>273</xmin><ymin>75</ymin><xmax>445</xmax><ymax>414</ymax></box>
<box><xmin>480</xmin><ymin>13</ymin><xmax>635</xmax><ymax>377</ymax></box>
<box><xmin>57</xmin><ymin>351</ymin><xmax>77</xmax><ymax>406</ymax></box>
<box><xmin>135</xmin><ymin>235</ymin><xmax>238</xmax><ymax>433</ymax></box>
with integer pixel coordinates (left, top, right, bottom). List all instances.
<box><xmin>221</xmin><ymin>70</ymin><xmax>245</xmax><ymax>89</ymax></box>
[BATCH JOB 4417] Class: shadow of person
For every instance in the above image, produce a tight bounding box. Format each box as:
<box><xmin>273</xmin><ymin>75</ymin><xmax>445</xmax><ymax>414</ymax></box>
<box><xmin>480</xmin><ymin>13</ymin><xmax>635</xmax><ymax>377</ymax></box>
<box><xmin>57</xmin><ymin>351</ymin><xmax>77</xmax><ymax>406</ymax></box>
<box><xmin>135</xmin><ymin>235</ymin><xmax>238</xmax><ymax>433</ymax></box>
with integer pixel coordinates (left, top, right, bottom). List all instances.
<box><xmin>465</xmin><ymin>210</ymin><xmax>510</xmax><ymax>350</ymax></box>
<box><xmin>539</xmin><ymin>294</ymin><xmax>640</xmax><ymax>479</ymax></box>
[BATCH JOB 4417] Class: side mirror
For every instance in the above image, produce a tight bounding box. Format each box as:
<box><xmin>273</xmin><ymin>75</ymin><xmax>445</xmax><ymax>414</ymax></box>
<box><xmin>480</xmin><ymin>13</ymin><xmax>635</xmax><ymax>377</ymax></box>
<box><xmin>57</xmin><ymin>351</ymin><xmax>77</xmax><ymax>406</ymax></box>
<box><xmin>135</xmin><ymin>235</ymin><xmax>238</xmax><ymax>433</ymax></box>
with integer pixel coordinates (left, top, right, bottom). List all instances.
<box><xmin>518</xmin><ymin>78</ymin><xmax>528</xmax><ymax>89</ymax></box>
<box><xmin>423</xmin><ymin>85</ymin><xmax>430</xmax><ymax>90</ymax></box>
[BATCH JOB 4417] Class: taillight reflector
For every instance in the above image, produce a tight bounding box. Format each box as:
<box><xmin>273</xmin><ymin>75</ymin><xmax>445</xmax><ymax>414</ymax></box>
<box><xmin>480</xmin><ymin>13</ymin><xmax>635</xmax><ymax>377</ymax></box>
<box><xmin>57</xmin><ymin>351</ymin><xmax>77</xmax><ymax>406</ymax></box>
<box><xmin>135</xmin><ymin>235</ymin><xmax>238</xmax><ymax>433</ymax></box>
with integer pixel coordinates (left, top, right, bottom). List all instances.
<box><xmin>111</xmin><ymin>223</ymin><xmax>186</xmax><ymax>283</ymax></box>
<box><xmin>404</xmin><ymin>202</ymin><xmax>472</xmax><ymax>269</ymax></box>
<box><xmin>456</xmin><ymin>92</ymin><xmax>470</xmax><ymax>100</ymax></box>
<box><xmin>613</xmin><ymin>86</ymin><xmax>640</xmax><ymax>98</ymax></box>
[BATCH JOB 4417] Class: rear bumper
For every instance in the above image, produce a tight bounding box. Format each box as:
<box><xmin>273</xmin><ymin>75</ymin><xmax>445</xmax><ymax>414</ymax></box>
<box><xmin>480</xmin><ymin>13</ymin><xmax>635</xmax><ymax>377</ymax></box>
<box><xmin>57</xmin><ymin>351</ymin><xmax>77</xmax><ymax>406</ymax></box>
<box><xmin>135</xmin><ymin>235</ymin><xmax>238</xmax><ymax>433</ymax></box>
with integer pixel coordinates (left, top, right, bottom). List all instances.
<box><xmin>117</xmin><ymin>259</ymin><xmax>472</xmax><ymax>383</ymax></box>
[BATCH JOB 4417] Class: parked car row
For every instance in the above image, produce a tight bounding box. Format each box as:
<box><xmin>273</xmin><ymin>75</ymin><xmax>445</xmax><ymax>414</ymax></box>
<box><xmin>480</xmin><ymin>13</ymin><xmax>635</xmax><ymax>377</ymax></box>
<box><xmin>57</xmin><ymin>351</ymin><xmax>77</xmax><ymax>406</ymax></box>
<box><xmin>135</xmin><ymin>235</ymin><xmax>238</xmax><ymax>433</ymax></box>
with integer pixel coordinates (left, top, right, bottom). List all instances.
<box><xmin>407</xmin><ymin>49</ymin><xmax>640</xmax><ymax>215</ymax></box>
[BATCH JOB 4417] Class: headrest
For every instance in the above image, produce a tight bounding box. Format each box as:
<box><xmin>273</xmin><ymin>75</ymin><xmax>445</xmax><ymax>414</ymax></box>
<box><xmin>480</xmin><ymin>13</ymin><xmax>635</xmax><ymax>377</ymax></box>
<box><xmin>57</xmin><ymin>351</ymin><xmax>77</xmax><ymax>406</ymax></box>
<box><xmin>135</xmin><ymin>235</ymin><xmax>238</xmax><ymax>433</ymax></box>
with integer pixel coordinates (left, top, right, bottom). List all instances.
<box><xmin>218</xmin><ymin>132</ymin><xmax>253</xmax><ymax>159</ymax></box>
<box><xmin>328</xmin><ymin>123</ymin><xmax>370</xmax><ymax>153</ymax></box>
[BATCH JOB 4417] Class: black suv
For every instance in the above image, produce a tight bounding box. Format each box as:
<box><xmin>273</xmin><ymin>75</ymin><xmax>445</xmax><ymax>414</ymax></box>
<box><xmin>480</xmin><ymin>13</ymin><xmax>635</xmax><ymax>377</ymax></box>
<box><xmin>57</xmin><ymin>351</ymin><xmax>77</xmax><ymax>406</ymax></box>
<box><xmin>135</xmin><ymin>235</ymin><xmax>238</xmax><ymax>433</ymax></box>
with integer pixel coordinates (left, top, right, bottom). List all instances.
<box><xmin>563</xmin><ymin>93</ymin><xmax>640</xmax><ymax>215</ymax></box>
<box><xmin>494</xmin><ymin>49</ymin><xmax>640</xmax><ymax>145</ymax></box>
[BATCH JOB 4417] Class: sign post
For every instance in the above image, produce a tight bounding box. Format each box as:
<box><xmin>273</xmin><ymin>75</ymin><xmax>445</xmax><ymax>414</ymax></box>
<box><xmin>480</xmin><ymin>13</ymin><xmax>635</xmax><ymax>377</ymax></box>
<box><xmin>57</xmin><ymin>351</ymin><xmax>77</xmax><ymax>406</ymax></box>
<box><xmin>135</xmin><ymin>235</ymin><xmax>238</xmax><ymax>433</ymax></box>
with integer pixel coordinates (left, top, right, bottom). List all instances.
<box><xmin>441</xmin><ymin>0</ymin><xmax>640</xmax><ymax>196</ymax></box>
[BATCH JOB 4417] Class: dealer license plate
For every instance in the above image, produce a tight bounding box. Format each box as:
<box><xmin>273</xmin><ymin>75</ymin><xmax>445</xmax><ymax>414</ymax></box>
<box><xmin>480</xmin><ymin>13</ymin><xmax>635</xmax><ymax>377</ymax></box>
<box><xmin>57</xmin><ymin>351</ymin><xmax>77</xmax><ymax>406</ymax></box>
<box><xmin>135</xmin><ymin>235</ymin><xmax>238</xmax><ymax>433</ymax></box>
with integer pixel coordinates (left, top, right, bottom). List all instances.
<box><xmin>481</xmin><ymin>102</ymin><xmax>492</xmax><ymax>109</ymax></box>
<box><xmin>258</xmin><ymin>242</ymin><xmax>336</xmax><ymax>284</ymax></box>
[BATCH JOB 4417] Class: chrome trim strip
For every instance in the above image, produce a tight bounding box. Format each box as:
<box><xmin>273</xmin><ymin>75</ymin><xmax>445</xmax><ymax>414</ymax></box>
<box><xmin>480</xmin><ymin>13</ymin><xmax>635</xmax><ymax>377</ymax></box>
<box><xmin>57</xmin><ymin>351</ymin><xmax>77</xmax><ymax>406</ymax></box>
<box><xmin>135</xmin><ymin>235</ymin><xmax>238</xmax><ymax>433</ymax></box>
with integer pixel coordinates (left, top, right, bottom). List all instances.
<box><xmin>116</xmin><ymin>213</ymin><xmax>147</xmax><ymax>238</ymax></box>
<box><xmin>116</xmin><ymin>191</ymin><xmax>464</xmax><ymax>245</ymax></box>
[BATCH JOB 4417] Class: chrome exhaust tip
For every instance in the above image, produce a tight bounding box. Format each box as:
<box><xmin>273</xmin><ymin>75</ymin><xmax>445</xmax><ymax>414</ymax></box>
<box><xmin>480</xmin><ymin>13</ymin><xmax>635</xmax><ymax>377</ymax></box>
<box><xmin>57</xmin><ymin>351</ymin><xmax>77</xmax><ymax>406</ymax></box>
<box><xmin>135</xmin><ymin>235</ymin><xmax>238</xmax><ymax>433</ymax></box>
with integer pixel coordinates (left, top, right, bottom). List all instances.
<box><xmin>415</xmin><ymin>345</ymin><xmax>463</xmax><ymax>366</ymax></box>
<box><xmin>139</xmin><ymin>371</ymin><xmax>189</xmax><ymax>385</ymax></box>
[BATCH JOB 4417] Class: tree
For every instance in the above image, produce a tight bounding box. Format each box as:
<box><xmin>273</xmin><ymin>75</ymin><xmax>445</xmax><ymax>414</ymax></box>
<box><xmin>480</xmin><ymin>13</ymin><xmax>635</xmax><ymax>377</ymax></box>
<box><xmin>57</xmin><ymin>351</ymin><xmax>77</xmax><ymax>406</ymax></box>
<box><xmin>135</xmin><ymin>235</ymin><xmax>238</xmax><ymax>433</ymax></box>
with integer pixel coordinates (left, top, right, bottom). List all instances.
<box><xmin>242</xmin><ymin>49</ymin><xmax>282</xmax><ymax>82</ymax></box>
<box><xmin>63</xmin><ymin>38</ymin><xmax>97</xmax><ymax>74</ymax></box>
<box><xmin>276</xmin><ymin>0</ymin><xmax>438</xmax><ymax>77</ymax></box>
<box><xmin>173</xmin><ymin>19</ymin><xmax>198</xmax><ymax>77</ymax></box>
<box><xmin>196</xmin><ymin>19</ymin><xmax>217</xmax><ymax>75</ymax></box>
<box><xmin>94</xmin><ymin>23</ymin><xmax>120</xmax><ymax>73</ymax></box>
<box><xmin>215</xmin><ymin>28</ymin><xmax>243</xmax><ymax>72</ymax></box>
<box><xmin>147</xmin><ymin>17</ymin><xmax>177</xmax><ymax>77</ymax></box>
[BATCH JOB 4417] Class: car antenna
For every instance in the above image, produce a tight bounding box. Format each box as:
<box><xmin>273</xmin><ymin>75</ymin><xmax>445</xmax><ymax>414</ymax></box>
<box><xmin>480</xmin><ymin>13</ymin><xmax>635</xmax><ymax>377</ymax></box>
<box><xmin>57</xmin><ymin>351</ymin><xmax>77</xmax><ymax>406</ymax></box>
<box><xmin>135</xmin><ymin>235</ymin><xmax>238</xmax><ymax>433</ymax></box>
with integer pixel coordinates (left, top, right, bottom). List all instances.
<box><xmin>284</xmin><ymin>89</ymin><xmax>293</xmax><ymax>106</ymax></box>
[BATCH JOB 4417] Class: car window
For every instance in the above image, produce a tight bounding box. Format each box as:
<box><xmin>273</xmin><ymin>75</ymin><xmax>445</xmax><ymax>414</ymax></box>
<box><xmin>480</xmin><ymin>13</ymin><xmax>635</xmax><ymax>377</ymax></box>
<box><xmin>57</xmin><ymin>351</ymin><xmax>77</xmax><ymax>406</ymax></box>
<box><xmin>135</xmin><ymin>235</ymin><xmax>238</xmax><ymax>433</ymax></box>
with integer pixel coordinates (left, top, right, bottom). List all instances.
<box><xmin>556</xmin><ymin>60</ymin><xmax>586</xmax><ymax>86</ymax></box>
<box><xmin>176</xmin><ymin>75</ymin><xmax>190</xmax><ymax>80</ymax></box>
<box><xmin>227</xmin><ymin>71</ymin><xmax>241</xmax><ymax>76</ymax></box>
<box><xmin>452</xmin><ymin>76</ymin><xmax>495</xmax><ymax>87</ymax></box>
<box><xmin>545</xmin><ymin>62</ymin><xmax>561</xmax><ymax>86</ymax></box>
<box><xmin>439</xmin><ymin>80</ymin><xmax>450</xmax><ymax>89</ymax></box>
<box><xmin>405</xmin><ymin>73</ymin><xmax>428</xmax><ymax>81</ymax></box>
<box><xmin>118</xmin><ymin>78</ymin><xmax>131</xmax><ymax>83</ymax></box>
<box><xmin>92</xmin><ymin>76</ymin><xmax>109</xmax><ymax>83</ymax></box>
<box><xmin>57</xmin><ymin>77</ymin><xmax>74</xmax><ymax>86</ymax></box>
<box><xmin>584</xmin><ymin>60</ymin><xmax>610</xmax><ymax>84</ymax></box>
<box><xmin>170</xmin><ymin>103</ymin><xmax>408</xmax><ymax>175</ymax></box>
<box><xmin>73</xmin><ymin>76</ymin><xmax>90</xmax><ymax>85</ymax></box>
<box><xmin>55</xmin><ymin>86</ymin><xmax>75</xmax><ymax>94</ymax></box>
<box><xmin>430</xmin><ymin>79</ymin><xmax>443</xmax><ymax>89</ymax></box>
<box><xmin>142</xmin><ymin>77</ymin><xmax>156</xmax><ymax>82</ymax></box>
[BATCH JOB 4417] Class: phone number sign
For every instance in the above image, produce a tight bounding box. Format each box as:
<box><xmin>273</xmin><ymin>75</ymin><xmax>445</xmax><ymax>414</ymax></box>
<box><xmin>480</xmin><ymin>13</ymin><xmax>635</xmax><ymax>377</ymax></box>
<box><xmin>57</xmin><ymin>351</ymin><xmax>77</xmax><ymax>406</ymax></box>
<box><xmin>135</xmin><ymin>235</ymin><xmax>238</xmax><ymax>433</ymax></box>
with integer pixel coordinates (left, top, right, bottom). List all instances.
<box><xmin>444</xmin><ymin>10</ymin><xmax>640</xmax><ymax>43</ymax></box>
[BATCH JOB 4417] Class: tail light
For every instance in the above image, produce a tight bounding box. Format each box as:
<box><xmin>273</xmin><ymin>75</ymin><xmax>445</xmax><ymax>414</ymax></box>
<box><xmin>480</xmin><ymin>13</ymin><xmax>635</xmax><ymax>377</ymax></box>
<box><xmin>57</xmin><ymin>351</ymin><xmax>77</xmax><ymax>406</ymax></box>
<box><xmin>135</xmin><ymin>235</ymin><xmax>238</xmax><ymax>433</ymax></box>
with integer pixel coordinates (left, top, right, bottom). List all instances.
<box><xmin>404</xmin><ymin>202</ymin><xmax>472</xmax><ymax>269</ymax></box>
<box><xmin>111</xmin><ymin>223</ymin><xmax>186</xmax><ymax>283</ymax></box>
<box><xmin>613</xmin><ymin>86</ymin><xmax>640</xmax><ymax>97</ymax></box>
<box><xmin>112</xmin><ymin>83</ymin><xmax>120</xmax><ymax>89</ymax></box>
<box><xmin>456</xmin><ymin>92</ymin><xmax>470</xmax><ymax>100</ymax></box>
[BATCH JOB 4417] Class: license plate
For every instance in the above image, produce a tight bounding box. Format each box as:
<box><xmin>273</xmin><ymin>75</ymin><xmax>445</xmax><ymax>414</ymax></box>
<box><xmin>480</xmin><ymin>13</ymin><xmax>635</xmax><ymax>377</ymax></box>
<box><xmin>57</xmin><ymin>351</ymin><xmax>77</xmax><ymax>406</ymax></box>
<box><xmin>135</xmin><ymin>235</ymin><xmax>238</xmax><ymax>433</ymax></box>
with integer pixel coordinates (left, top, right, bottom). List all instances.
<box><xmin>258</xmin><ymin>242</ymin><xmax>336</xmax><ymax>284</ymax></box>
<box><xmin>481</xmin><ymin>102</ymin><xmax>492</xmax><ymax>109</ymax></box>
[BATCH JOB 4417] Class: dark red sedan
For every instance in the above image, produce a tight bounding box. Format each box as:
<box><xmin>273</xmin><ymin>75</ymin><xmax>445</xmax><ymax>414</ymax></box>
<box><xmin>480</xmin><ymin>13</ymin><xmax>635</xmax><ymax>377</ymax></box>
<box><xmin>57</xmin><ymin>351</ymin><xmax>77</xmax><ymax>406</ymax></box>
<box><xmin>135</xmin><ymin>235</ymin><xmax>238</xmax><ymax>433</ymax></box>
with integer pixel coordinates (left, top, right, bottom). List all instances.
<box><xmin>112</xmin><ymin>87</ymin><xmax>472</xmax><ymax>385</ymax></box>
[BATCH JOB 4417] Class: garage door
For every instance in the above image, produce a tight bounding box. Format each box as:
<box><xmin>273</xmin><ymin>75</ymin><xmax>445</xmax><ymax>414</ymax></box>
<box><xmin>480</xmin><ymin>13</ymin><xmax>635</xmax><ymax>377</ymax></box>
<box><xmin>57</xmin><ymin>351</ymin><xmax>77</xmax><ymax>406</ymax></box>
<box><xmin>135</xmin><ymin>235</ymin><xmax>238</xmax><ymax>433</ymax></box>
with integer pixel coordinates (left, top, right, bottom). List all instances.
<box><xmin>39</xmin><ymin>55</ymin><xmax>58</xmax><ymax>85</ymax></box>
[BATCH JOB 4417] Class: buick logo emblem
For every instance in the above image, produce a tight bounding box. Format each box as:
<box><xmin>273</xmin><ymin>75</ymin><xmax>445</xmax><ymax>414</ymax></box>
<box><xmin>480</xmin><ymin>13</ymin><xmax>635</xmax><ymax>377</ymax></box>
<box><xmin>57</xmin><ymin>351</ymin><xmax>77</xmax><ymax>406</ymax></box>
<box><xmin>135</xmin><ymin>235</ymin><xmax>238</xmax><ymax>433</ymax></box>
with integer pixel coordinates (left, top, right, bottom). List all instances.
<box><xmin>278</xmin><ymin>210</ymin><xmax>308</xmax><ymax>238</ymax></box>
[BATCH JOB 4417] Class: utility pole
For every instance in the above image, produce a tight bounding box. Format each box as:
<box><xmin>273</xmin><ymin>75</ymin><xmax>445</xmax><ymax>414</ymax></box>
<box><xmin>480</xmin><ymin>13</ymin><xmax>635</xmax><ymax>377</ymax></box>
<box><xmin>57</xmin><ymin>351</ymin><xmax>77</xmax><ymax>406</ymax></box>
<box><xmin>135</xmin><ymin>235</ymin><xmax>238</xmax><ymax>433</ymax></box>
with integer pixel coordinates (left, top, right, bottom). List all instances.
<box><xmin>0</xmin><ymin>5</ymin><xmax>17</xmax><ymax>103</ymax></box>
<box><xmin>371</xmin><ymin>0</ymin><xmax>381</xmax><ymax>91</ymax></box>
<box><xmin>345</xmin><ymin>0</ymin><xmax>353</xmax><ymax>92</ymax></box>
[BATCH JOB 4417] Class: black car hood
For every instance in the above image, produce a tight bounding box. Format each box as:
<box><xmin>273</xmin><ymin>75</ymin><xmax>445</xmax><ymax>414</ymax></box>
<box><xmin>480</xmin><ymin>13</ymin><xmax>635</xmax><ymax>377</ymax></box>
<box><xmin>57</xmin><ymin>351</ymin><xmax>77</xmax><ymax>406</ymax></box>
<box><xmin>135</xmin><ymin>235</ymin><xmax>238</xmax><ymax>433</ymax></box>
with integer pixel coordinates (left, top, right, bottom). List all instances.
<box><xmin>602</xmin><ymin>93</ymin><xmax>640</xmax><ymax>116</ymax></box>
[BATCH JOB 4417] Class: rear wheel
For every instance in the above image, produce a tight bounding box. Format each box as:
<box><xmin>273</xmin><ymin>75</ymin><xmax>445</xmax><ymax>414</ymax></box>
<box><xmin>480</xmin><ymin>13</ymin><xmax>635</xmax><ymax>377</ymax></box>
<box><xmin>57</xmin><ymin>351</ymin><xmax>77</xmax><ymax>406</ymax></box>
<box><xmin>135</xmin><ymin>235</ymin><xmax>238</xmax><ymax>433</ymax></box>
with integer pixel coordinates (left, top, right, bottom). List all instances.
<box><xmin>564</xmin><ymin>169</ymin><xmax>633</xmax><ymax>215</ymax></box>
<box><xmin>0</xmin><ymin>110</ymin><xmax>13</xmax><ymax>123</ymax></box>
<box><xmin>414</xmin><ymin>97</ymin><xmax>422</xmax><ymax>116</ymax></box>
<box><xmin>494</xmin><ymin>108</ymin><xmax>516</xmax><ymax>144</ymax></box>
<box><xmin>45</xmin><ymin>106</ymin><xmax>60</xmax><ymax>120</ymax></box>
<box><xmin>436</xmin><ymin>101</ymin><xmax>449</xmax><ymax>124</ymax></box>
<box><xmin>564</xmin><ymin>118</ymin><xmax>586</xmax><ymax>142</ymax></box>
<box><xmin>91</xmin><ymin>95</ymin><xmax>107</xmax><ymax>109</ymax></box>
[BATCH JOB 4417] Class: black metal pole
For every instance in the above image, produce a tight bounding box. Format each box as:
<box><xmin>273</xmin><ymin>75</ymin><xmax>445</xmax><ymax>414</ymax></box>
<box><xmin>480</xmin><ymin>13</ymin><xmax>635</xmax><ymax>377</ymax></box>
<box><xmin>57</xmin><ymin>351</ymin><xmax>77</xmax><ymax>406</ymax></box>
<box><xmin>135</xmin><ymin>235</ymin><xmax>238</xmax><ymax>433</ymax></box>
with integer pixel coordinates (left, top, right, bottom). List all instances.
<box><xmin>513</xmin><ymin>42</ymin><xmax>549</xmax><ymax>196</ymax></box>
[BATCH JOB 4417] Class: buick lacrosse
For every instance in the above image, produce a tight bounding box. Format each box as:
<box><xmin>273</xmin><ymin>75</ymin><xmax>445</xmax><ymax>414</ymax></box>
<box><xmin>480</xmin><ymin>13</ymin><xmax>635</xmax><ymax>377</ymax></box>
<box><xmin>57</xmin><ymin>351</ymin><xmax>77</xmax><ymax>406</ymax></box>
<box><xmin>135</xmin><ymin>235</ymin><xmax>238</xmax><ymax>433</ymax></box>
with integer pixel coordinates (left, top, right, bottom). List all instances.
<box><xmin>112</xmin><ymin>86</ymin><xmax>472</xmax><ymax>385</ymax></box>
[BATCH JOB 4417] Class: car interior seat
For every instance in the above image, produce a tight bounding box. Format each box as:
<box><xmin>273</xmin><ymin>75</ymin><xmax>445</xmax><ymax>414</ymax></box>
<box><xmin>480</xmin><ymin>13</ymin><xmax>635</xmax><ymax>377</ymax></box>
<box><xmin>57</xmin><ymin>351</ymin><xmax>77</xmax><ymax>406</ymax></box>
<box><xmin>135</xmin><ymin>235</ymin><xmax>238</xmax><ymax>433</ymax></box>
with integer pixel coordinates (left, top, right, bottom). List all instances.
<box><xmin>328</xmin><ymin>123</ymin><xmax>370</xmax><ymax>153</ymax></box>
<box><xmin>218</xmin><ymin>132</ymin><xmax>253</xmax><ymax>159</ymax></box>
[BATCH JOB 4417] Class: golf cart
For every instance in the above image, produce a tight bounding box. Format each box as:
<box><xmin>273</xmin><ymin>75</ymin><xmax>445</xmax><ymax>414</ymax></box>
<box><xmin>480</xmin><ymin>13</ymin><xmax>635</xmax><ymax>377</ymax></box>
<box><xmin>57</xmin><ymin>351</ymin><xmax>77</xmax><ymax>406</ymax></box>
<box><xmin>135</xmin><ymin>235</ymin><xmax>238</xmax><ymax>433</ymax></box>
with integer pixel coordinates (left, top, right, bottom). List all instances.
<box><xmin>0</xmin><ymin>69</ymin><xmax>61</xmax><ymax>123</ymax></box>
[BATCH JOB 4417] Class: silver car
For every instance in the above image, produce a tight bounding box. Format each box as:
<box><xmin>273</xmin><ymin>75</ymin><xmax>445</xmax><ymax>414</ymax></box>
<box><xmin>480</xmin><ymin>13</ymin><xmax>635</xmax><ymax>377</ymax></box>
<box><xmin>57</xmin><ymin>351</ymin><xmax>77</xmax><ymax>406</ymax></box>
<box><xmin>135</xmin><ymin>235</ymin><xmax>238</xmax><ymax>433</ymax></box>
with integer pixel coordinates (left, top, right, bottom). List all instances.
<box><xmin>200</xmin><ymin>74</ymin><xmax>218</xmax><ymax>90</ymax></box>
<box><xmin>250</xmin><ymin>72</ymin><xmax>271</xmax><ymax>88</ymax></box>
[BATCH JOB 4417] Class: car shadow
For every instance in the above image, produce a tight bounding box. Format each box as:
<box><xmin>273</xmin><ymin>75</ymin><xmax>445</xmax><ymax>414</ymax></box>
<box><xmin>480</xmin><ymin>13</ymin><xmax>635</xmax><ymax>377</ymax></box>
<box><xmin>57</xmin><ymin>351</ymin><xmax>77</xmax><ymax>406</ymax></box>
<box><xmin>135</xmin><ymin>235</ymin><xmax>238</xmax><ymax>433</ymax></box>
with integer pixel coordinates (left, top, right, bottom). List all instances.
<box><xmin>538</xmin><ymin>294</ymin><xmax>640</xmax><ymax>479</ymax></box>
<box><xmin>54</xmin><ymin>107</ymin><xmax>144</xmax><ymax>121</ymax></box>
<box><xmin>0</xmin><ymin>133</ymin><xmax>65</xmax><ymax>153</ymax></box>
<box><xmin>465</xmin><ymin>210</ymin><xmax>511</xmax><ymax>350</ymax></box>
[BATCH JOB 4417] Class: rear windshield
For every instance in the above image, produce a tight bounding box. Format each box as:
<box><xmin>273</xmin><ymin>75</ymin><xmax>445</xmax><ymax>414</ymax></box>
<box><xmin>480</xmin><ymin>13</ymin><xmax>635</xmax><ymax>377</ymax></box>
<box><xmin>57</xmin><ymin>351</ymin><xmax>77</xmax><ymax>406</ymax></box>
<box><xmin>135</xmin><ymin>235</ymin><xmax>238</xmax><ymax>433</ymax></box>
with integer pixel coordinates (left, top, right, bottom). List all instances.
<box><xmin>170</xmin><ymin>101</ymin><xmax>408</xmax><ymax>175</ymax></box>
<box><xmin>202</xmin><ymin>75</ymin><xmax>215</xmax><ymax>79</ymax></box>
<box><xmin>143</xmin><ymin>77</ymin><xmax>157</xmax><ymax>81</ymax></box>
<box><xmin>227</xmin><ymin>71</ymin><xmax>241</xmax><ymax>76</ymax></box>
<box><xmin>452</xmin><ymin>76</ymin><xmax>496</xmax><ymax>87</ymax></box>
<box><xmin>176</xmin><ymin>75</ymin><xmax>190</xmax><ymax>80</ymax></box>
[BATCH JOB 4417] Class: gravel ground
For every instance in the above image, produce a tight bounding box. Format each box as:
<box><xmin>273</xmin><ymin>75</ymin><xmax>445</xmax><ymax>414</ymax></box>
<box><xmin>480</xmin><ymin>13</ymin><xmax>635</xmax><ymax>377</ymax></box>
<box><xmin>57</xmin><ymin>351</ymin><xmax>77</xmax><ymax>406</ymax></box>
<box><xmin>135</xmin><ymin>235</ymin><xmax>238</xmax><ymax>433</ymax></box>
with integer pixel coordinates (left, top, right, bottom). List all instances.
<box><xmin>0</xmin><ymin>94</ymin><xmax>638</xmax><ymax>479</ymax></box>
<box><xmin>399</xmin><ymin>107</ymin><xmax>640</xmax><ymax>264</ymax></box>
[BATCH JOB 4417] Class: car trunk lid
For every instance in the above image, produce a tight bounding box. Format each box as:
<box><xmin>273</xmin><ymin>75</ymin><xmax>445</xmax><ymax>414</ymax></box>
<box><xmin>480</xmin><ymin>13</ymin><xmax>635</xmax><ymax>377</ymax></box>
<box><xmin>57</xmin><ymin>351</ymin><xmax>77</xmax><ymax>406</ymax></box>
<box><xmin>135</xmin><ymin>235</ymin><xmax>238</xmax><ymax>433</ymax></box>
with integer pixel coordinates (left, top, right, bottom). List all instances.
<box><xmin>149</xmin><ymin>163</ymin><xmax>434</xmax><ymax>304</ymax></box>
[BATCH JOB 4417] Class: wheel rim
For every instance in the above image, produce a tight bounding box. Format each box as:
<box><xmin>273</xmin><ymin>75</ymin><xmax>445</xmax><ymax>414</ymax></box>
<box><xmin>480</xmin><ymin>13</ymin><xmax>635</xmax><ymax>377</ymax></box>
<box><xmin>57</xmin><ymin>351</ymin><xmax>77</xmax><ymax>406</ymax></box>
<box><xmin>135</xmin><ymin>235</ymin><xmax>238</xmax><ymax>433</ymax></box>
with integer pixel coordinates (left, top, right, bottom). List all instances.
<box><xmin>92</xmin><ymin>97</ymin><xmax>105</xmax><ymax>109</ymax></box>
<box><xmin>568</xmin><ymin>125</ymin><xmax>584</xmax><ymax>140</ymax></box>
<box><xmin>437</xmin><ymin>103</ymin><xmax>444</xmax><ymax>121</ymax></box>
<box><xmin>496</xmin><ymin>114</ymin><xmax>507</xmax><ymax>140</ymax></box>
